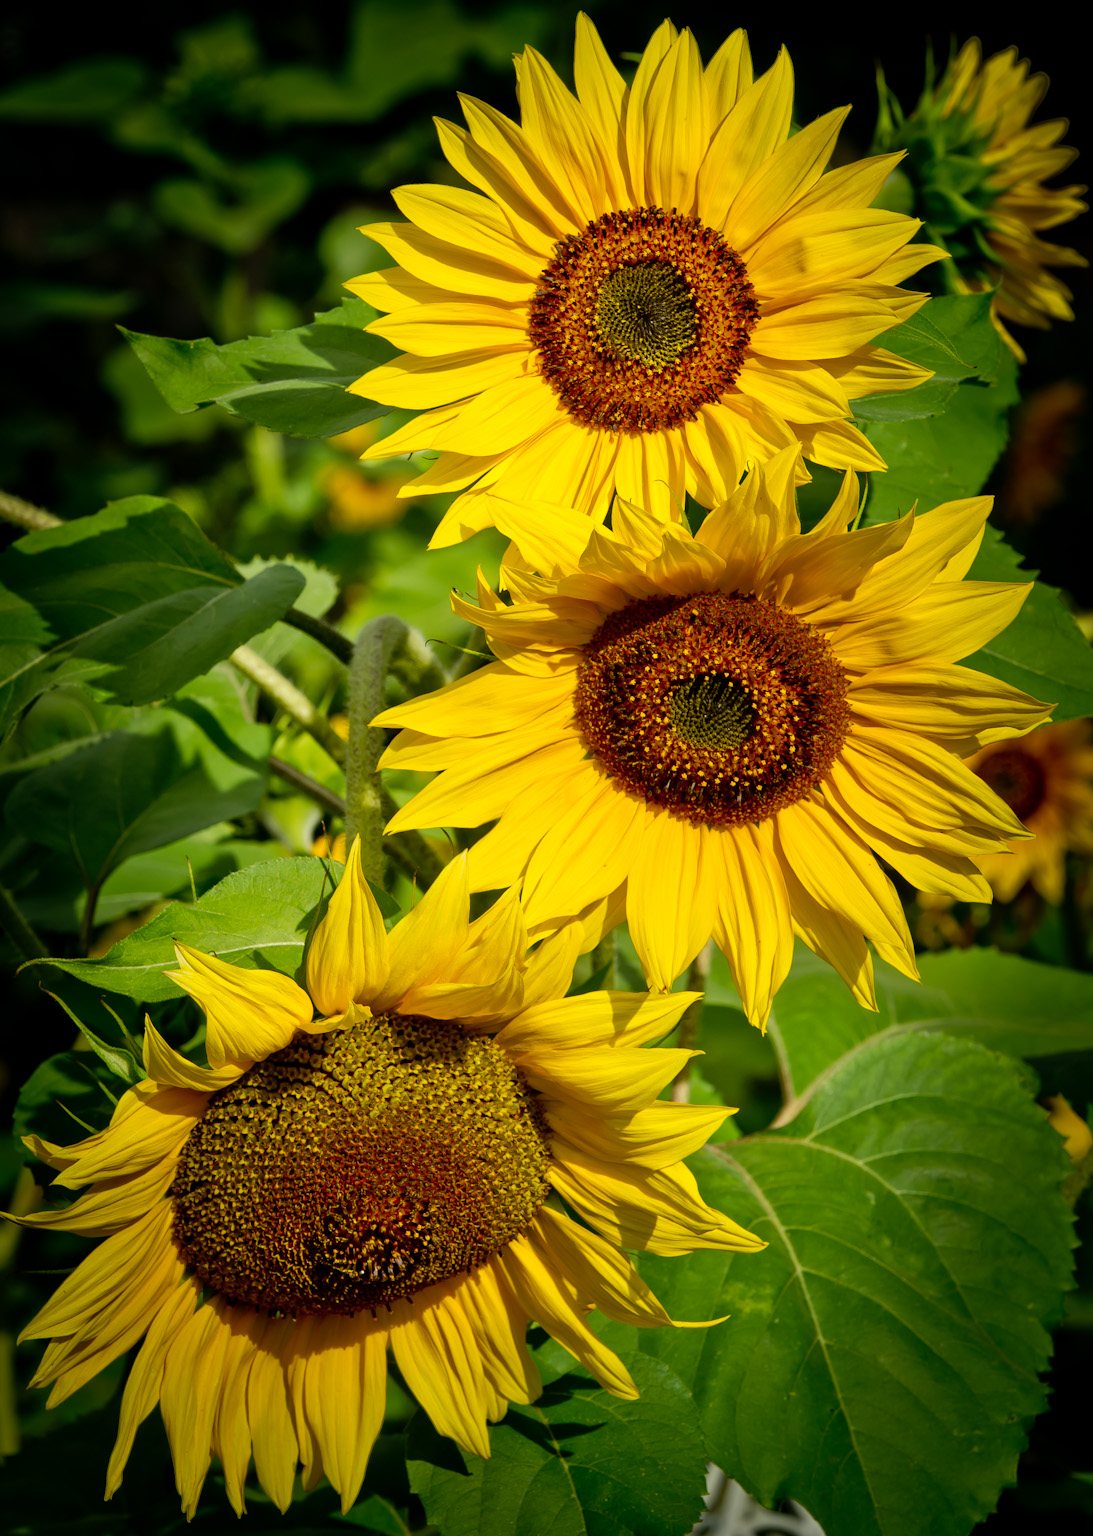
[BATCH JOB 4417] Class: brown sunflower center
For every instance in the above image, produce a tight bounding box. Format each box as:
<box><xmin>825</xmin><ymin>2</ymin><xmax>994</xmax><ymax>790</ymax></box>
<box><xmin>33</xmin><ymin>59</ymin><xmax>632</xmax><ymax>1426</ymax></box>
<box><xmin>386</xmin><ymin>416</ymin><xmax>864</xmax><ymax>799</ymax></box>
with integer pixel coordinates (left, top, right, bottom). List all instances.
<box><xmin>573</xmin><ymin>591</ymin><xmax>850</xmax><ymax>828</ymax></box>
<box><xmin>974</xmin><ymin>746</ymin><xmax>1046</xmax><ymax>822</ymax></box>
<box><xmin>170</xmin><ymin>1014</ymin><xmax>551</xmax><ymax>1317</ymax></box>
<box><xmin>528</xmin><ymin>208</ymin><xmax>758</xmax><ymax>434</ymax></box>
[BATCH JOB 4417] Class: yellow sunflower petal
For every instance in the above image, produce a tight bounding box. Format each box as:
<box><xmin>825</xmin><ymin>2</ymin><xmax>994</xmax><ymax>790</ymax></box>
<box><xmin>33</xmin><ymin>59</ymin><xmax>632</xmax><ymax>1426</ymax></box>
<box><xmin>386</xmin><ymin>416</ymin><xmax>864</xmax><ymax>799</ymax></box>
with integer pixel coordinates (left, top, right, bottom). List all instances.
<box><xmin>697</xmin><ymin>48</ymin><xmax>794</xmax><ymax>230</ymax></box>
<box><xmin>390</xmin><ymin>1285</ymin><xmax>490</xmax><ymax>1459</ymax></box>
<box><xmin>106</xmin><ymin>1274</ymin><xmax>202</xmax><ymax>1500</ymax></box>
<box><xmin>372</xmin><ymin>853</ymin><xmax>471</xmax><ymax>1011</ymax></box>
<box><xmin>550</xmin><ymin>1141</ymin><xmax>764</xmax><ymax>1256</ymax></box>
<box><xmin>168</xmin><ymin>944</ymin><xmax>313</xmax><ymax>1070</ymax></box>
<box><xmin>832</xmin><ymin>579</ymin><xmax>1033</xmax><ymax>668</ymax></box>
<box><xmin>542</xmin><ymin>1097</ymin><xmax>733</xmax><ymax>1169</ymax></box>
<box><xmin>306</xmin><ymin>836</ymin><xmax>391</xmax><ymax>1014</ymax></box>
<box><xmin>627</xmin><ymin>812</ymin><xmax>716</xmax><ymax>988</ymax></box>
<box><xmin>496</xmin><ymin>987</ymin><xmax>696</xmax><ymax>1054</ymax></box>
<box><xmin>459</xmin><ymin>1261</ymin><xmax>541</xmax><ymax>1405</ymax></box>
<box><xmin>773</xmin><ymin>799</ymin><xmax>918</xmax><ymax>979</ymax></box>
<box><xmin>497</xmin><ymin>1231</ymin><xmax>638</xmax><ymax>1398</ymax></box>
<box><xmin>159</xmin><ymin>1295</ymin><xmax>232</xmax><ymax>1517</ymax></box>
<box><xmin>849</xmin><ymin>661</ymin><xmax>1051</xmax><ymax>753</ymax></box>
<box><xmin>514</xmin><ymin>1042</ymin><xmax>695</xmax><ymax>1113</ymax></box>
<box><xmin>709</xmin><ymin>824</ymin><xmax>794</xmax><ymax>1031</ymax></box>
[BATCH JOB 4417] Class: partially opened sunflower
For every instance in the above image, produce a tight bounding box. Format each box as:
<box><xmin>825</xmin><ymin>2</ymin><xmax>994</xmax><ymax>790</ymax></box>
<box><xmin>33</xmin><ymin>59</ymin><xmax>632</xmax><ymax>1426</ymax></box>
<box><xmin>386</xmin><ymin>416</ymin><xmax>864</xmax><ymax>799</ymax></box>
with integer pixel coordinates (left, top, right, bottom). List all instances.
<box><xmin>375</xmin><ymin>451</ymin><xmax>1050</xmax><ymax>1025</ymax></box>
<box><xmin>875</xmin><ymin>38</ymin><xmax>1086</xmax><ymax>360</ymax></box>
<box><xmin>349</xmin><ymin>14</ymin><xmax>943</xmax><ymax>546</ymax></box>
<box><xmin>8</xmin><ymin>847</ymin><xmax>756</xmax><ymax>1516</ymax></box>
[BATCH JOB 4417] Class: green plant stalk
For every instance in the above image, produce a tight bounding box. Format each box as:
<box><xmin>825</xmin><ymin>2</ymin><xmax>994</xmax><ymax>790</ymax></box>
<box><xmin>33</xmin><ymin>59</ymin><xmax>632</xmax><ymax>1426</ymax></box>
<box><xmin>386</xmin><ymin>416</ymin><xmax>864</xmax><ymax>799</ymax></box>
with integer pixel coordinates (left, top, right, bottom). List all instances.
<box><xmin>0</xmin><ymin>489</ymin><xmax>62</xmax><ymax>532</ymax></box>
<box><xmin>0</xmin><ymin>881</ymin><xmax>48</xmax><ymax>961</ymax></box>
<box><xmin>345</xmin><ymin>616</ymin><xmax>448</xmax><ymax>884</ymax></box>
<box><xmin>230</xmin><ymin>645</ymin><xmax>347</xmax><ymax>766</ymax></box>
<box><xmin>281</xmin><ymin>607</ymin><xmax>354</xmax><ymax>665</ymax></box>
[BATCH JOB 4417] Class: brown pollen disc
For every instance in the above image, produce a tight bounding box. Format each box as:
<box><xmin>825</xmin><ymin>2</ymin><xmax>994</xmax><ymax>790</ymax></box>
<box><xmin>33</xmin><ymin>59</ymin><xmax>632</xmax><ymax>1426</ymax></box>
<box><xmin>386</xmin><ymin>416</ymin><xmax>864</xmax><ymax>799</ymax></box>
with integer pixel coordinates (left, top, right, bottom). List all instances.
<box><xmin>573</xmin><ymin>591</ymin><xmax>850</xmax><ymax>828</ymax></box>
<box><xmin>171</xmin><ymin>1014</ymin><xmax>551</xmax><ymax>1317</ymax></box>
<box><xmin>528</xmin><ymin>208</ymin><xmax>759</xmax><ymax>434</ymax></box>
<box><xmin>974</xmin><ymin>746</ymin><xmax>1046</xmax><ymax>822</ymax></box>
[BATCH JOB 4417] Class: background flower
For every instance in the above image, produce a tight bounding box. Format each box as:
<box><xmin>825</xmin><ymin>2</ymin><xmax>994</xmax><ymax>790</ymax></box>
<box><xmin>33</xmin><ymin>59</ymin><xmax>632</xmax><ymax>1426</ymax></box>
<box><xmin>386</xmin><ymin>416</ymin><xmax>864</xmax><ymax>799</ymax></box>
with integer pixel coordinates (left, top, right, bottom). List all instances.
<box><xmin>874</xmin><ymin>37</ymin><xmax>1087</xmax><ymax>360</ymax></box>
<box><xmin>969</xmin><ymin>716</ymin><xmax>1093</xmax><ymax>902</ymax></box>
<box><xmin>352</xmin><ymin>15</ymin><xmax>942</xmax><ymax>545</ymax></box>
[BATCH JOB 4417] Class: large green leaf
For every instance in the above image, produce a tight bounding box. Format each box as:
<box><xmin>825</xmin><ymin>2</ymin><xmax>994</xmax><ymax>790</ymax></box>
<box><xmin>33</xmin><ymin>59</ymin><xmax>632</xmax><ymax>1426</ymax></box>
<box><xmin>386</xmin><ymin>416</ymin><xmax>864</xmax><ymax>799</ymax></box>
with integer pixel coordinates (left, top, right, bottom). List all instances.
<box><xmin>962</xmin><ymin>525</ymin><xmax>1093</xmax><ymax>721</ymax></box>
<box><xmin>0</xmin><ymin>497</ymin><xmax>305</xmax><ymax>729</ymax></box>
<box><xmin>408</xmin><ymin>1354</ymin><xmax>707</xmax><ymax>1536</ymax></box>
<box><xmin>4</xmin><ymin>703</ymin><xmax>267</xmax><ymax>911</ymax></box>
<box><xmin>851</xmin><ymin>294</ymin><xmax>992</xmax><ymax>424</ymax></box>
<box><xmin>122</xmin><ymin>298</ymin><xmax>393</xmax><ymax>437</ymax></box>
<box><xmin>620</xmin><ymin>1031</ymin><xmax>1074</xmax><ymax>1536</ymax></box>
<box><xmin>767</xmin><ymin>945</ymin><xmax>1093</xmax><ymax>1106</ymax></box>
<box><xmin>35</xmin><ymin>855</ymin><xmax>334</xmax><ymax>1001</ymax></box>
<box><xmin>861</xmin><ymin>295</ymin><xmax>1019</xmax><ymax>521</ymax></box>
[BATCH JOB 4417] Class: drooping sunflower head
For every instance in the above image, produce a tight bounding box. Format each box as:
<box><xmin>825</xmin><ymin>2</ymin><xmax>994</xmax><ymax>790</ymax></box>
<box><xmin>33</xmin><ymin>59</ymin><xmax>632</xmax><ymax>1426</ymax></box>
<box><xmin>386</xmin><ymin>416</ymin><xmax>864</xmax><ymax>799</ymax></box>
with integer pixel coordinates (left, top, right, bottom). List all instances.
<box><xmin>874</xmin><ymin>38</ymin><xmax>1087</xmax><ymax>359</ymax></box>
<box><xmin>377</xmin><ymin>450</ymin><xmax>1052</xmax><ymax>1025</ymax></box>
<box><xmin>968</xmin><ymin>717</ymin><xmax>1093</xmax><ymax>902</ymax></box>
<box><xmin>350</xmin><ymin>15</ymin><xmax>945</xmax><ymax>545</ymax></box>
<box><xmin>8</xmin><ymin>847</ymin><xmax>758</xmax><ymax>1517</ymax></box>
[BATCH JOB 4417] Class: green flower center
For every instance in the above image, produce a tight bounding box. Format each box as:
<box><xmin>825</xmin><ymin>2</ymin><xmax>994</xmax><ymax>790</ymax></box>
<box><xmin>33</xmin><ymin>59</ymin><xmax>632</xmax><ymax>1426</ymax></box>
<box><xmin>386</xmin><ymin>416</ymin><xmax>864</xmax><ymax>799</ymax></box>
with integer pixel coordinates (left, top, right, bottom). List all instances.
<box><xmin>171</xmin><ymin>1014</ymin><xmax>551</xmax><ymax>1317</ymax></box>
<box><xmin>668</xmin><ymin>675</ymin><xmax>755</xmax><ymax>752</ymax></box>
<box><xmin>595</xmin><ymin>262</ymin><xmax>697</xmax><ymax>371</ymax></box>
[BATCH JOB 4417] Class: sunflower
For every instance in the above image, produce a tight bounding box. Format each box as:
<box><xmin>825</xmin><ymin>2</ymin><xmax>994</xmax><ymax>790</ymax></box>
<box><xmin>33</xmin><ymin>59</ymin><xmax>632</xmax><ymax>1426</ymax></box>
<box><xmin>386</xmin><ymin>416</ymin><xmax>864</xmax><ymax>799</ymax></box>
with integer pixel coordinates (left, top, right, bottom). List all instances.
<box><xmin>347</xmin><ymin>15</ymin><xmax>943</xmax><ymax>547</ymax></box>
<box><xmin>875</xmin><ymin>38</ymin><xmax>1086</xmax><ymax>361</ymax></box>
<box><xmin>7</xmin><ymin>846</ymin><xmax>756</xmax><ymax>1516</ymax></box>
<box><xmin>375</xmin><ymin>450</ymin><xmax>1050</xmax><ymax>1025</ymax></box>
<box><xmin>968</xmin><ymin>717</ymin><xmax>1093</xmax><ymax>902</ymax></box>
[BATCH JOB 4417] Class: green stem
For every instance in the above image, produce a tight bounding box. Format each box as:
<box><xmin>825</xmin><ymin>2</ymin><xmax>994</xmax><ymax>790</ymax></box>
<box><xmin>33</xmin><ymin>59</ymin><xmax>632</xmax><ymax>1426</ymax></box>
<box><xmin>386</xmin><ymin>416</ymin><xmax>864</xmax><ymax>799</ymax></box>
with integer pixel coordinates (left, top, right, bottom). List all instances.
<box><xmin>230</xmin><ymin>645</ymin><xmax>347</xmax><ymax>766</ymax></box>
<box><xmin>281</xmin><ymin>608</ymin><xmax>354</xmax><ymax>666</ymax></box>
<box><xmin>0</xmin><ymin>881</ymin><xmax>48</xmax><ymax>961</ymax></box>
<box><xmin>590</xmin><ymin>930</ymin><xmax>616</xmax><ymax>990</ymax></box>
<box><xmin>670</xmin><ymin>940</ymin><xmax>712</xmax><ymax>1103</ymax></box>
<box><xmin>268</xmin><ymin>754</ymin><xmax>347</xmax><ymax>816</ymax></box>
<box><xmin>345</xmin><ymin>617</ymin><xmax>448</xmax><ymax>885</ymax></box>
<box><xmin>0</xmin><ymin>489</ymin><xmax>62</xmax><ymax>532</ymax></box>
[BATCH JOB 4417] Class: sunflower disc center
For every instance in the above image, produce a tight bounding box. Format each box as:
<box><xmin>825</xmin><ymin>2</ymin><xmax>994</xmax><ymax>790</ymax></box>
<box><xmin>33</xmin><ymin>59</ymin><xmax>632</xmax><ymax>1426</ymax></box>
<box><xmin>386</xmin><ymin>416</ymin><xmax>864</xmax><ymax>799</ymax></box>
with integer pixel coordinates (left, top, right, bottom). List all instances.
<box><xmin>596</xmin><ymin>262</ymin><xmax>697</xmax><ymax>371</ymax></box>
<box><xmin>668</xmin><ymin>675</ymin><xmax>755</xmax><ymax>752</ymax></box>
<box><xmin>529</xmin><ymin>208</ymin><xmax>758</xmax><ymax>434</ymax></box>
<box><xmin>574</xmin><ymin>591</ymin><xmax>850</xmax><ymax>829</ymax></box>
<box><xmin>170</xmin><ymin>1014</ymin><xmax>551</xmax><ymax>1317</ymax></box>
<box><xmin>975</xmin><ymin>746</ymin><xmax>1047</xmax><ymax>822</ymax></box>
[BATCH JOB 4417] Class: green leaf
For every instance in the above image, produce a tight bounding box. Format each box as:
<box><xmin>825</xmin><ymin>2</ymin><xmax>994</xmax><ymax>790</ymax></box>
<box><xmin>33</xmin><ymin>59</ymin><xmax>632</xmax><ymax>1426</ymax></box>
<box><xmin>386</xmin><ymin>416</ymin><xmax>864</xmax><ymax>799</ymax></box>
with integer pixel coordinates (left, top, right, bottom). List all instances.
<box><xmin>860</xmin><ymin>293</ymin><xmax>1019</xmax><ymax>520</ymax></box>
<box><xmin>0</xmin><ymin>497</ymin><xmax>305</xmax><ymax>730</ymax></box>
<box><xmin>14</xmin><ymin>1051</ymin><xmax>118</xmax><ymax>1153</ymax></box>
<box><xmin>408</xmin><ymin>1354</ymin><xmax>707</xmax><ymax>1536</ymax></box>
<box><xmin>768</xmin><ymin>945</ymin><xmax>1093</xmax><ymax>1105</ymax></box>
<box><xmin>153</xmin><ymin>160</ymin><xmax>310</xmax><ymax>255</ymax></box>
<box><xmin>0</xmin><ymin>59</ymin><xmax>147</xmax><ymax>121</ymax></box>
<box><xmin>4</xmin><ymin>703</ymin><xmax>267</xmax><ymax>906</ymax></box>
<box><xmin>121</xmin><ymin>298</ymin><xmax>393</xmax><ymax>437</ymax></box>
<box><xmin>962</xmin><ymin>525</ymin><xmax>1093</xmax><ymax>722</ymax></box>
<box><xmin>34</xmin><ymin>856</ymin><xmax>333</xmax><ymax>1002</ymax></box>
<box><xmin>40</xmin><ymin>990</ymin><xmax>144</xmax><ymax>1085</ymax></box>
<box><xmin>625</xmin><ymin>1032</ymin><xmax>1075</xmax><ymax>1536</ymax></box>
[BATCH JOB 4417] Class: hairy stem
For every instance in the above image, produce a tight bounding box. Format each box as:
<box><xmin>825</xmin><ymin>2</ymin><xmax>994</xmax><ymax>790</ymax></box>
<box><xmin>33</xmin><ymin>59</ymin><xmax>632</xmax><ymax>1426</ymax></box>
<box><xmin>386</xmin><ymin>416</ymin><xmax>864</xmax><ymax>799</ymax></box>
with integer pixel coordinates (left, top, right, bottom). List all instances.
<box><xmin>268</xmin><ymin>755</ymin><xmax>347</xmax><ymax>815</ymax></box>
<box><xmin>0</xmin><ymin>489</ymin><xmax>63</xmax><ymax>532</ymax></box>
<box><xmin>345</xmin><ymin>616</ymin><xmax>448</xmax><ymax>885</ymax></box>
<box><xmin>230</xmin><ymin>645</ymin><xmax>346</xmax><ymax>766</ymax></box>
<box><xmin>281</xmin><ymin>607</ymin><xmax>354</xmax><ymax>666</ymax></box>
